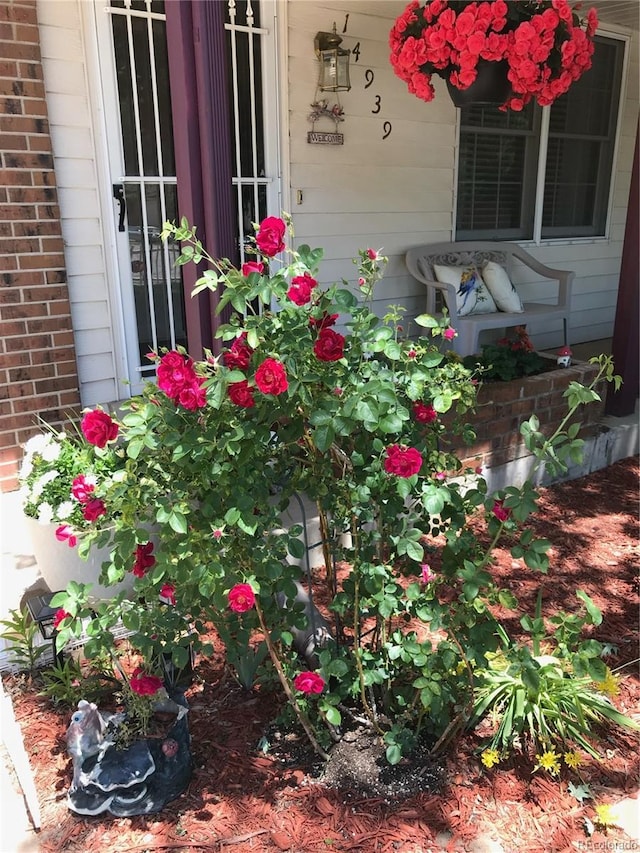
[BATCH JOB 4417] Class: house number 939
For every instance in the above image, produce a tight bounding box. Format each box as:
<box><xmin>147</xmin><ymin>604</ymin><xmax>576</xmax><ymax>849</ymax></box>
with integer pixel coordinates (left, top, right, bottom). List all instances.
<box><xmin>359</xmin><ymin>67</ymin><xmax>392</xmax><ymax>140</ymax></box>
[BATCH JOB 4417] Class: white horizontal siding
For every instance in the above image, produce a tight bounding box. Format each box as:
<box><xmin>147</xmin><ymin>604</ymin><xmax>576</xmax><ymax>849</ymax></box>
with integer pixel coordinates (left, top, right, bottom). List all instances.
<box><xmin>37</xmin><ymin>0</ymin><xmax>122</xmax><ymax>407</ymax></box>
<box><xmin>287</xmin><ymin>2</ymin><xmax>638</xmax><ymax>350</ymax></box>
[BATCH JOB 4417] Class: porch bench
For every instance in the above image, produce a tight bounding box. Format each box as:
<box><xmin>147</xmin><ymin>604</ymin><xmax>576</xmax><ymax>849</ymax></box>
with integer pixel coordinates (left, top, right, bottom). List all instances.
<box><xmin>405</xmin><ymin>241</ymin><xmax>574</xmax><ymax>357</ymax></box>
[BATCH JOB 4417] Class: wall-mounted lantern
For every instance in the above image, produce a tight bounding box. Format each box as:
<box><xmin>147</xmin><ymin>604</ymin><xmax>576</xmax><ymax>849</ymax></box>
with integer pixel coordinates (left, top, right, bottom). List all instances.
<box><xmin>314</xmin><ymin>24</ymin><xmax>351</xmax><ymax>92</ymax></box>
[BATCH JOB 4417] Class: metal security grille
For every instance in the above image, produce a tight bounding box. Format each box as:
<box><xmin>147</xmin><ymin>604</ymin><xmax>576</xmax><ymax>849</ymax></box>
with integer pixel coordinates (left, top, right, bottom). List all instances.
<box><xmin>225</xmin><ymin>1</ymin><xmax>274</xmax><ymax>263</ymax></box>
<box><xmin>108</xmin><ymin>0</ymin><xmax>185</xmax><ymax>374</ymax></box>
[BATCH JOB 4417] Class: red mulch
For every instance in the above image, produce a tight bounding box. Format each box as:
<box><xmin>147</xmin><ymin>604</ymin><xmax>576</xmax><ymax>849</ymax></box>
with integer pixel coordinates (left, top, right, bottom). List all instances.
<box><xmin>4</xmin><ymin>457</ymin><xmax>639</xmax><ymax>853</ymax></box>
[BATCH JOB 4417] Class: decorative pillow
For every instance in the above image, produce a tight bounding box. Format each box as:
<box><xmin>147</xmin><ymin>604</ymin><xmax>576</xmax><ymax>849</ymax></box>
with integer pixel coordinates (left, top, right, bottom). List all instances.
<box><xmin>433</xmin><ymin>264</ymin><xmax>497</xmax><ymax>316</ymax></box>
<box><xmin>482</xmin><ymin>261</ymin><xmax>524</xmax><ymax>313</ymax></box>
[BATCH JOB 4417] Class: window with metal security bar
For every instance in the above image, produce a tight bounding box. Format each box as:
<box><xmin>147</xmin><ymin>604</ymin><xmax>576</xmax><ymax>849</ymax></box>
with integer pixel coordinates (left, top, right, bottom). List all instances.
<box><xmin>456</xmin><ymin>35</ymin><xmax>625</xmax><ymax>242</ymax></box>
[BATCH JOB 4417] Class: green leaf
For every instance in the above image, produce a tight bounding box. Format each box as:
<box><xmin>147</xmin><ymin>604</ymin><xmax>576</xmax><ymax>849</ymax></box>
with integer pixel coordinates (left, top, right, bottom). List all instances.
<box><xmin>576</xmin><ymin>590</ymin><xmax>602</xmax><ymax>626</ymax></box>
<box><xmin>414</xmin><ymin>314</ymin><xmax>439</xmax><ymax>328</ymax></box>
<box><xmin>313</xmin><ymin>423</ymin><xmax>335</xmax><ymax>453</ymax></box>
<box><xmin>168</xmin><ymin>511</ymin><xmax>188</xmax><ymax>534</ymax></box>
<box><xmin>385</xmin><ymin>744</ymin><xmax>402</xmax><ymax>765</ymax></box>
<box><xmin>324</xmin><ymin>705</ymin><xmax>342</xmax><ymax>726</ymax></box>
<box><xmin>405</xmin><ymin>540</ymin><xmax>424</xmax><ymax>563</ymax></box>
<box><xmin>287</xmin><ymin>538</ymin><xmax>305</xmax><ymax>560</ymax></box>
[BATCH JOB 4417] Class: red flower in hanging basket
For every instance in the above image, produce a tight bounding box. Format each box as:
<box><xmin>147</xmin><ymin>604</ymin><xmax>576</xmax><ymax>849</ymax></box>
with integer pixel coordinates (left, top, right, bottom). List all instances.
<box><xmin>389</xmin><ymin>0</ymin><xmax>598</xmax><ymax>111</ymax></box>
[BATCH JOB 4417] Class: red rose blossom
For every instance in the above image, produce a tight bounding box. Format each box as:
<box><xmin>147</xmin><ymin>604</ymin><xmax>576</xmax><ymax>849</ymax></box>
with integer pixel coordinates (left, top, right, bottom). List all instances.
<box><xmin>313</xmin><ymin>327</ymin><xmax>345</xmax><ymax>362</ymax></box>
<box><xmin>228</xmin><ymin>583</ymin><xmax>256</xmax><ymax>613</ymax></box>
<box><xmin>255</xmin><ymin>358</ymin><xmax>288</xmax><ymax>395</ymax></box>
<box><xmin>228</xmin><ymin>380</ymin><xmax>256</xmax><ymax>408</ymax></box>
<box><xmin>255</xmin><ymin>216</ymin><xmax>286</xmax><ymax>257</ymax></box>
<box><xmin>309</xmin><ymin>313</ymin><xmax>338</xmax><ymax>330</ymax></box>
<box><xmin>224</xmin><ymin>332</ymin><xmax>254</xmax><ymax>370</ymax></box>
<box><xmin>129</xmin><ymin>667</ymin><xmax>164</xmax><ymax>696</ymax></box>
<box><xmin>293</xmin><ymin>671</ymin><xmax>325</xmax><ymax>694</ymax></box>
<box><xmin>132</xmin><ymin>542</ymin><xmax>156</xmax><ymax>578</ymax></box>
<box><xmin>492</xmin><ymin>499</ymin><xmax>511</xmax><ymax>522</ymax></box>
<box><xmin>82</xmin><ymin>498</ymin><xmax>106</xmax><ymax>522</ymax></box>
<box><xmin>157</xmin><ymin>350</ymin><xmax>206</xmax><ymax>410</ymax></box>
<box><xmin>160</xmin><ymin>583</ymin><xmax>176</xmax><ymax>605</ymax></box>
<box><xmin>81</xmin><ymin>410</ymin><xmax>119</xmax><ymax>448</ymax></box>
<box><xmin>287</xmin><ymin>272</ymin><xmax>318</xmax><ymax>306</ymax></box>
<box><xmin>241</xmin><ymin>260</ymin><xmax>264</xmax><ymax>277</ymax></box>
<box><xmin>53</xmin><ymin>609</ymin><xmax>70</xmax><ymax>630</ymax></box>
<box><xmin>384</xmin><ymin>444</ymin><xmax>423</xmax><ymax>478</ymax></box>
<box><xmin>412</xmin><ymin>402</ymin><xmax>437</xmax><ymax>424</ymax></box>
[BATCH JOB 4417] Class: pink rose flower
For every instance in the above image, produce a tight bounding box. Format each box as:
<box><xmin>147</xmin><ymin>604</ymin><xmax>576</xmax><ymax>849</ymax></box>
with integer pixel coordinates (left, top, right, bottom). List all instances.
<box><xmin>129</xmin><ymin>667</ymin><xmax>164</xmax><ymax>696</ymax></box>
<box><xmin>443</xmin><ymin>328</ymin><xmax>456</xmax><ymax>341</ymax></box>
<box><xmin>71</xmin><ymin>475</ymin><xmax>95</xmax><ymax>503</ymax></box>
<box><xmin>81</xmin><ymin>410</ymin><xmax>119</xmax><ymax>448</ymax></box>
<box><xmin>160</xmin><ymin>583</ymin><xmax>176</xmax><ymax>605</ymax></box>
<box><xmin>255</xmin><ymin>358</ymin><xmax>288</xmax><ymax>395</ymax></box>
<box><xmin>228</xmin><ymin>583</ymin><xmax>256</xmax><ymax>613</ymax></box>
<box><xmin>293</xmin><ymin>671</ymin><xmax>325</xmax><ymax>694</ymax></box>
<box><xmin>55</xmin><ymin>524</ymin><xmax>77</xmax><ymax>548</ymax></box>
<box><xmin>255</xmin><ymin>216</ymin><xmax>286</xmax><ymax>257</ymax></box>
<box><xmin>421</xmin><ymin>564</ymin><xmax>434</xmax><ymax>584</ymax></box>
<box><xmin>384</xmin><ymin>445</ymin><xmax>422</xmax><ymax>478</ymax></box>
<box><xmin>366</xmin><ymin>248</ymin><xmax>378</xmax><ymax>260</ymax></box>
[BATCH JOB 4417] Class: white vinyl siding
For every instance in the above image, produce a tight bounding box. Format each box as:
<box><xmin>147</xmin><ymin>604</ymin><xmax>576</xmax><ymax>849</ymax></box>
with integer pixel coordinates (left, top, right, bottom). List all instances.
<box><xmin>37</xmin><ymin>0</ymin><xmax>124</xmax><ymax>406</ymax></box>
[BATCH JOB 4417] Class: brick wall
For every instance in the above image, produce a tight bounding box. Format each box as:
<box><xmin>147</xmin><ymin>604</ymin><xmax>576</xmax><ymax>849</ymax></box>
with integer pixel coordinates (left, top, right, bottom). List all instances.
<box><xmin>451</xmin><ymin>360</ymin><xmax>606</xmax><ymax>471</ymax></box>
<box><xmin>0</xmin><ymin>0</ymin><xmax>81</xmax><ymax>492</ymax></box>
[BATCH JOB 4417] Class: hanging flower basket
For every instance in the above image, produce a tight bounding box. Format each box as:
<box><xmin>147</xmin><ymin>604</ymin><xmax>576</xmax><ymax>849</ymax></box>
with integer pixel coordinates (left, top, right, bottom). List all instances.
<box><xmin>445</xmin><ymin>58</ymin><xmax>511</xmax><ymax>106</ymax></box>
<box><xmin>389</xmin><ymin>0</ymin><xmax>599</xmax><ymax>112</ymax></box>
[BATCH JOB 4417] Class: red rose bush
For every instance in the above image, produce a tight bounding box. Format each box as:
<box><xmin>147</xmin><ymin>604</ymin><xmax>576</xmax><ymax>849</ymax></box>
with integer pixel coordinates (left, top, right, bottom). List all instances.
<box><xmin>39</xmin><ymin>212</ymin><xmax>625</xmax><ymax>769</ymax></box>
<box><xmin>390</xmin><ymin>0</ymin><xmax>598</xmax><ymax>111</ymax></box>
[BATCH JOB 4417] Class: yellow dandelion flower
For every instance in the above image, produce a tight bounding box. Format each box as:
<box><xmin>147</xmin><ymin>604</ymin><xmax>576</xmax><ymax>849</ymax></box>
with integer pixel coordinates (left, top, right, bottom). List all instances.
<box><xmin>481</xmin><ymin>748</ymin><xmax>501</xmax><ymax>769</ymax></box>
<box><xmin>535</xmin><ymin>748</ymin><xmax>561</xmax><ymax>776</ymax></box>
<box><xmin>598</xmin><ymin>668</ymin><xmax>620</xmax><ymax>698</ymax></box>
<box><xmin>594</xmin><ymin>803</ymin><xmax>619</xmax><ymax>828</ymax></box>
<box><xmin>564</xmin><ymin>750</ymin><xmax>582</xmax><ymax>770</ymax></box>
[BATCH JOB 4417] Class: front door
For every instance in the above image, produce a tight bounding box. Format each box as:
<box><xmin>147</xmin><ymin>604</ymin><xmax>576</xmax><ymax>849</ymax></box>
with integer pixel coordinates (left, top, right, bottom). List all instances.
<box><xmin>93</xmin><ymin>0</ymin><xmax>281</xmax><ymax>394</ymax></box>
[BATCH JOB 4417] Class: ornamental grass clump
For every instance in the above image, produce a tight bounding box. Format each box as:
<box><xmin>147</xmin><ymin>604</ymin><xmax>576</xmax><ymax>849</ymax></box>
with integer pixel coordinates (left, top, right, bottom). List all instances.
<box><xmin>48</xmin><ymin>213</ymin><xmax>634</xmax><ymax>769</ymax></box>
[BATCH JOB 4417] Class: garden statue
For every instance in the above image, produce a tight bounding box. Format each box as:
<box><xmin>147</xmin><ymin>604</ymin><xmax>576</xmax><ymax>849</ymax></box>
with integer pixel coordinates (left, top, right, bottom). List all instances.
<box><xmin>557</xmin><ymin>345</ymin><xmax>573</xmax><ymax>368</ymax></box>
<box><xmin>65</xmin><ymin>696</ymin><xmax>192</xmax><ymax>816</ymax></box>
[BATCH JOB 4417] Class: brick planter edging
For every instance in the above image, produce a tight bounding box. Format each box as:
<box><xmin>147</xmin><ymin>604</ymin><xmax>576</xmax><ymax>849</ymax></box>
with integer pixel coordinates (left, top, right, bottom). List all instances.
<box><xmin>450</xmin><ymin>358</ymin><xmax>606</xmax><ymax>471</ymax></box>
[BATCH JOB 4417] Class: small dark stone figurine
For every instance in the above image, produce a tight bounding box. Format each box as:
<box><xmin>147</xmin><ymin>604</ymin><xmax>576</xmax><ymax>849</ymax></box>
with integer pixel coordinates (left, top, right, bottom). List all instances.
<box><xmin>65</xmin><ymin>695</ymin><xmax>192</xmax><ymax>816</ymax></box>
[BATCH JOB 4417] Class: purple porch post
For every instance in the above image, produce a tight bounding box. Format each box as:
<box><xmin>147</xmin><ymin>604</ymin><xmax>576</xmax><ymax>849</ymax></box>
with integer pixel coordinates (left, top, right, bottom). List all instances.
<box><xmin>165</xmin><ymin>0</ymin><xmax>236</xmax><ymax>358</ymax></box>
